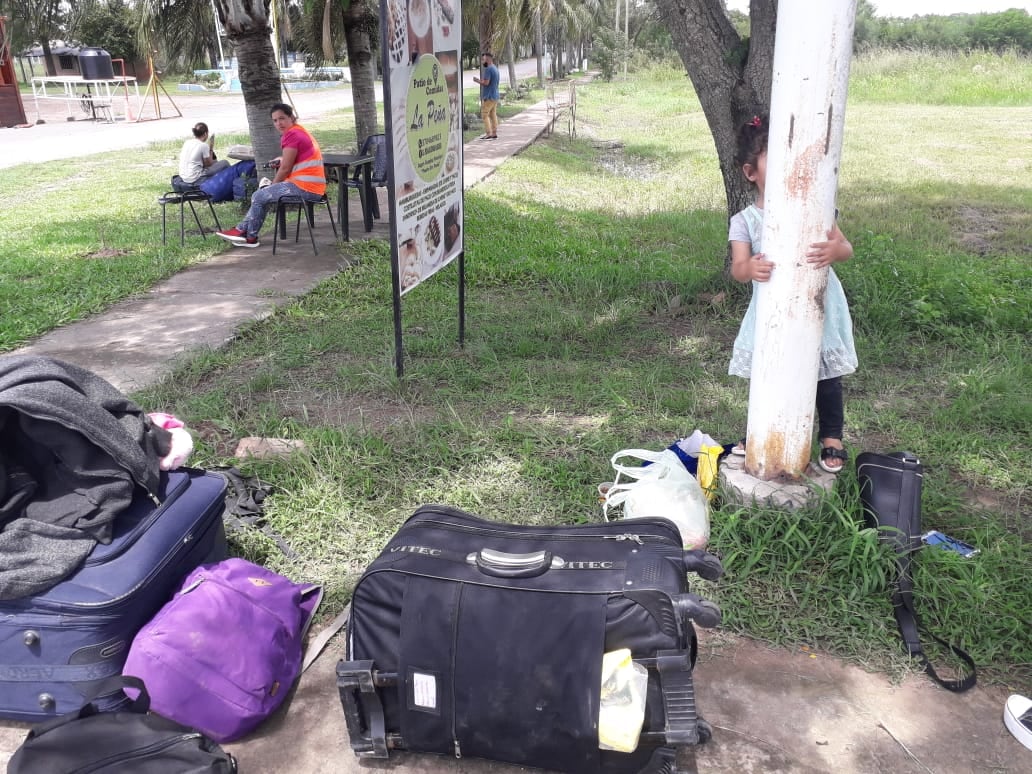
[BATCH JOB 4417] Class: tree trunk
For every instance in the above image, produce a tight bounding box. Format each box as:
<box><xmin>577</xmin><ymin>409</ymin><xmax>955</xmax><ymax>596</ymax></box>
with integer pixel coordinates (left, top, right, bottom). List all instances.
<box><xmin>533</xmin><ymin>10</ymin><xmax>545</xmax><ymax>87</ymax></box>
<box><xmin>503</xmin><ymin>33</ymin><xmax>516</xmax><ymax>89</ymax></box>
<box><xmin>215</xmin><ymin>0</ymin><xmax>283</xmax><ymax>165</ymax></box>
<box><xmin>552</xmin><ymin>27</ymin><xmax>563</xmax><ymax>78</ymax></box>
<box><xmin>653</xmin><ymin>0</ymin><xmax>777</xmax><ymax>219</ymax></box>
<box><xmin>41</xmin><ymin>40</ymin><xmax>56</xmax><ymax>77</ymax></box>
<box><xmin>478</xmin><ymin>3</ymin><xmax>495</xmax><ymax>56</ymax></box>
<box><xmin>235</xmin><ymin>31</ymin><xmax>284</xmax><ymax>163</ymax></box>
<box><xmin>33</xmin><ymin>0</ymin><xmax>62</xmax><ymax>77</ymax></box>
<box><xmin>322</xmin><ymin>0</ymin><xmax>335</xmax><ymax>61</ymax></box>
<box><xmin>343</xmin><ymin>0</ymin><xmax>380</xmax><ymax>144</ymax></box>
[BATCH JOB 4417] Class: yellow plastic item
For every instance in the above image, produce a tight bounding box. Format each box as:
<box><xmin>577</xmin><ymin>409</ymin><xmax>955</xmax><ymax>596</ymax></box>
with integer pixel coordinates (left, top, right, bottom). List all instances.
<box><xmin>598</xmin><ymin>649</ymin><xmax>648</xmax><ymax>752</ymax></box>
<box><xmin>697</xmin><ymin>444</ymin><xmax>722</xmax><ymax>501</ymax></box>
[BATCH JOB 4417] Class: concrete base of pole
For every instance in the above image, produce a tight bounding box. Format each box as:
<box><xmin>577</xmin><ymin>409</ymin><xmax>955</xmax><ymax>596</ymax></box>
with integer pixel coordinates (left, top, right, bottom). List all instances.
<box><xmin>719</xmin><ymin>454</ymin><xmax>837</xmax><ymax>510</ymax></box>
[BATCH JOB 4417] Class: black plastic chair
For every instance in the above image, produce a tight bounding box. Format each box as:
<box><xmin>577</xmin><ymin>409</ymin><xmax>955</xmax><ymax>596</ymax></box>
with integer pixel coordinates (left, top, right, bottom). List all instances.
<box><xmin>271</xmin><ymin>193</ymin><xmax>338</xmax><ymax>255</ymax></box>
<box><xmin>158</xmin><ymin>177</ymin><xmax>221</xmax><ymax>246</ymax></box>
<box><xmin>345</xmin><ymin>134</ymin><xmax>388</xmax><ymax>220</ymax></box>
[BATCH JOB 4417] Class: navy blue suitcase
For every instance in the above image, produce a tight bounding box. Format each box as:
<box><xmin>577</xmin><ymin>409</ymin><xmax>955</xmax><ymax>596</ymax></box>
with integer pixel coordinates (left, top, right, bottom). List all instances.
<box><xmin>0</xmin><ymin>468</ymin><xmax>227</xmax><ymax>721</ymax></box>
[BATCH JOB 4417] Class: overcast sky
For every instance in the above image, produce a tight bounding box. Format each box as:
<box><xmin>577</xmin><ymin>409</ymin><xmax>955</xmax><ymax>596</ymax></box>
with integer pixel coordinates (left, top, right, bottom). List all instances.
<box><xmin>725</xmin><ymin>1</ymin><xmax>1032</xmax><ymax>15</ymax></box>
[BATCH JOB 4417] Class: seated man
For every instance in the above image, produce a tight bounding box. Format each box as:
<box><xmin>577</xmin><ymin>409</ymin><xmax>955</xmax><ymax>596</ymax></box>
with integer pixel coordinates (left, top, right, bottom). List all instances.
<box><xmin>178</xmin><ymin>122</ymin><xmax>230</xmax><ymax>185</ymax></box>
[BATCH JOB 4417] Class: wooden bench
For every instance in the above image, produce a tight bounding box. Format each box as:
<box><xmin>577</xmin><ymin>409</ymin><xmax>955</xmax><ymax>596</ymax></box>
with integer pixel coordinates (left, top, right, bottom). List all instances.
<box><xmin>545</xmin><ymin>82</ymin><xmax>576</xmax><ymax>138</ymax></box>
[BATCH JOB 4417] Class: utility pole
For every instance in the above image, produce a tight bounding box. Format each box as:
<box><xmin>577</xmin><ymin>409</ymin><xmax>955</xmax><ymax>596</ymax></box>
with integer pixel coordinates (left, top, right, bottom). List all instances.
<box><xmin>744</xmin><ymin>0</ymin><xmax>857</xmax><ymax>481</ymax></box>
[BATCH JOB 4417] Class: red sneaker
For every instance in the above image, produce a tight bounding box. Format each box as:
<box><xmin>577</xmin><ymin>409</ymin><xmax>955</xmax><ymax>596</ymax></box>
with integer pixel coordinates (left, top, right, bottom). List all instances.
<box><xmin>240</xmin><ymin>237</ymin><xmax>260</xmax><ymax>248</ymax></box>
<box><xmin>216</xmin><ymin>227</ymin><xmax>246</xmax><ymax>243</ymax></box>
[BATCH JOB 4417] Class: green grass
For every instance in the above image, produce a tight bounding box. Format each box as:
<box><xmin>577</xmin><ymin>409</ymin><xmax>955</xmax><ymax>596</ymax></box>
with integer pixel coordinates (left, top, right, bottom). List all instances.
<box><xmin>850</xmin><ymin>48</ymin><xmax>1032</xmax><ymax>105</ymax></box>
<box><xmin>3</xmin><ymin>51</ymin><xmax>1030</xmax><ymax>687</ymax></box>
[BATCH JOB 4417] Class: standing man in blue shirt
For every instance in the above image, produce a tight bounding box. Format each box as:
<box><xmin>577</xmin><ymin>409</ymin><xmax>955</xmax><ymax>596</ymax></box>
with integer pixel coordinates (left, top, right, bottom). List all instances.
<box><xmin>473</xmin><ymin>51</ymin><xmax>500</xmax><ymax>140</ymax></box>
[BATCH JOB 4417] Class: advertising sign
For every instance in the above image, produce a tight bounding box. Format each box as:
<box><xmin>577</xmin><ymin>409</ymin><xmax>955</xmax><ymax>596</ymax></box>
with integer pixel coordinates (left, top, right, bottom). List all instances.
<box><xmin>382</xmin><ymin>0</ymin><xmax>463</xmax><ymax>296</ymax></box>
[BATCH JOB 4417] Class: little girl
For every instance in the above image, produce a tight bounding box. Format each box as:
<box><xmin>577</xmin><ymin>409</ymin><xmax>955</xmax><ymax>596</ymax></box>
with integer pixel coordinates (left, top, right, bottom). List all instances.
<box><xmin>727</xmin><ymin>115</ymin><xmax>857</xmax><ymax>473</ymax></box>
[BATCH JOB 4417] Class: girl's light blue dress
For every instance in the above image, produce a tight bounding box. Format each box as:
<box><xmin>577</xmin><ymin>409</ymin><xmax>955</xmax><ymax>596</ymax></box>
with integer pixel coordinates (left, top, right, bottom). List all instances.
<box><xmin>728</xmin><ymin>205</ymin><xmax>858</xmax><ymax>381</ymax></box>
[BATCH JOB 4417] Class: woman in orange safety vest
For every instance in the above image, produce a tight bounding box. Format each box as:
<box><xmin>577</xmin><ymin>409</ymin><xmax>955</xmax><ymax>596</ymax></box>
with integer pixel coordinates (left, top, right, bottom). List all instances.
<box><xmin>217</xmin><ymin>103</ymin><xmax>326</xmax><ymax>248</ymax></box>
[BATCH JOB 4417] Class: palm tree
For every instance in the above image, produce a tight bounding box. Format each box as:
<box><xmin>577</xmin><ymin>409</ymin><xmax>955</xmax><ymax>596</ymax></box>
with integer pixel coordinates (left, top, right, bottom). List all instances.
<box><xmin>138</xmin><ymin>0</ymin><xmax>282</xmax><ymax>160</ymax></box>
<box><xmin>471</xmin><ymin>0</ymin><xmax>596</xmax><ymax>89</ymax></box>
<box><xmin>138</xmin><ymin>0</ymin><xmax>220</xmax><ymax>70</ymax></box>
<box><xmin>211</xmin><ymin>0</ymin><xmax>283</xmax><ymax>162</ymax></box>
<box><xmin>293</xmin><ymin>0</ymin><xmax>379</xmax><ymax>146</ymax></box>
<box><xmin>339</xmin><ymin>0</ymin><xmax>380</xmax><ymax>144</ymax></box>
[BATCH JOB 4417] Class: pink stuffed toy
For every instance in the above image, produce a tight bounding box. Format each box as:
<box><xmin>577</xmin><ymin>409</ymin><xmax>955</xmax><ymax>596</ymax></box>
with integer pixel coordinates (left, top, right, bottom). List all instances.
<box><xmin>147</xmin><ymin>412</ymin><xmax>195</xmax><ymax>471</ymax></box>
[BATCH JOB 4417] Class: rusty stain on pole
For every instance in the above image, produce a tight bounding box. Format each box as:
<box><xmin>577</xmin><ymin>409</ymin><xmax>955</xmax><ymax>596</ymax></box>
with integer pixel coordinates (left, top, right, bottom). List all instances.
<box><xmin>744</xmin><ymin>0</ymin><xmax>857</xmax><ymax>482</ymax></box>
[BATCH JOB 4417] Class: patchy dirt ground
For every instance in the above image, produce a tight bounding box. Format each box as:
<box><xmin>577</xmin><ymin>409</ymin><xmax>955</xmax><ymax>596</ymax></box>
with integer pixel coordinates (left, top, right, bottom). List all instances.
<box><xmin>954</xmin><ymin>204</ymin><xmax>1030</xmax><ymax>256</ymax></box>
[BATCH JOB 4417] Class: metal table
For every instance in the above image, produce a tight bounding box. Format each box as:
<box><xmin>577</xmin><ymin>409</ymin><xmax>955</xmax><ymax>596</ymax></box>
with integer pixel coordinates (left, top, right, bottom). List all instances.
<box><xmin>322</xmin><ymin>153</ymin><xmax>375</xmax><ymax>241</ymax></box>
<box><xmin>30</xmin><ymin>75</ymin><xmax>139</xmax><ymax>123</ymax></box>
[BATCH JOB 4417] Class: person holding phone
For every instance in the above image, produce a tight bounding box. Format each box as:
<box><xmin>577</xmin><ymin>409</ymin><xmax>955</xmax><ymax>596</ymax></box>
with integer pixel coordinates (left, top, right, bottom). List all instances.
<box><xmin>472</xmin><ymin>52</ymin><xmax>499</xmax><ymax>140</ymax></box>
<box><xmin>178</xmin><ymin>122</ymin><xmax>229</xmax><ymax>185</ymax></box>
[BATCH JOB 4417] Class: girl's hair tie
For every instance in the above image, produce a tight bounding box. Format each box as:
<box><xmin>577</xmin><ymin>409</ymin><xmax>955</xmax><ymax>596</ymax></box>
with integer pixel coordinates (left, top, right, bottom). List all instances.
<box><xmin>750</xmin><ymin>116</ymin><xmax>762</xmax><ymax>128</ymax></box>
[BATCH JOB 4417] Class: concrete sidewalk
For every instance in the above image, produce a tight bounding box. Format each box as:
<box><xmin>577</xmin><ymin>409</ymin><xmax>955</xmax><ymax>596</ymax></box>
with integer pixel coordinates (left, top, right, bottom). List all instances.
<box><xmin>0</xmin><ymin>84</ymin><xmax>1027</xmax><ymax>773</ymax></box>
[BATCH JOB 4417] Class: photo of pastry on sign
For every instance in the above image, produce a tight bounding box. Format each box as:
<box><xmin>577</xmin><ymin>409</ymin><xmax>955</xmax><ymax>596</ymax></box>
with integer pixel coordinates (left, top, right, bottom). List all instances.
<box><xmin>444</xmin><ymin>203</ymin><xmax>461</xmax><ymax>254</ymax></box>
<box><xmin>423</xmin><ymin>213</ymin><xmax>443</xmax><ymax>268</ymax></box>
<box><xmin>401</xmin><ymin>232</ymin><xmax>421</xmax><ymax>290</ymax></box>
<box><xmin>408</xmin><ymin>0</ymin><xmax>433</xmax><ymax>62</ymax></box>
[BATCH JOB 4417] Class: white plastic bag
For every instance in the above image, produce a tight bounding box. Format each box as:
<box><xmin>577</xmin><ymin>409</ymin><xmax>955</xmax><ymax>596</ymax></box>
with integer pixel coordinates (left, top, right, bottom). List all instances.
<box><xmin>602</xmin><ymin>448</ymin><xmax>710</xmax><ymax>549</ymax></box>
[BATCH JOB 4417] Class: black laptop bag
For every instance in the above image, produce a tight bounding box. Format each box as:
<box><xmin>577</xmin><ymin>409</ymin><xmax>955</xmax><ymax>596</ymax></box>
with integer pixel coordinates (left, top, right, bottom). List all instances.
<box><xmin>337</xmin><ymin>504</ymin><xmax>723</xmax><ymax>774</ymax></box>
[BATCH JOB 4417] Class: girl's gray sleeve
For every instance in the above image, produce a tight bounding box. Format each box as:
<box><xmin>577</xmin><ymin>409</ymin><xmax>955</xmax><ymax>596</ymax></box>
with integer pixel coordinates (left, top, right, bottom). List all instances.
<box><xmin>728</xmin><ymin>211</ymin><xmax>750</xmax><ymax>244</ymax></box>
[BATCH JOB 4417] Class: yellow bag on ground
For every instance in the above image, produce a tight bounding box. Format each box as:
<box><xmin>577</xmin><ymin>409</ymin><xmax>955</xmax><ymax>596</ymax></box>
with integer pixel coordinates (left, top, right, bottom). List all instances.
<box><xmin>598</xmin><ymin>648</ymin><xmax>648</xmax><ymax>752</ymax></box>
<box><xmin>697</xmin><ymin>444</ymin><xmax>723</xmax><ymax>501</ymax></box>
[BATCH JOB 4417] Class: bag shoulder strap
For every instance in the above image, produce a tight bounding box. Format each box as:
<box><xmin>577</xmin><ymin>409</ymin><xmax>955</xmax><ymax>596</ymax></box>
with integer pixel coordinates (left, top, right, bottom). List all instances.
<box><xmin>891</xmin><ymin>573</ymin><xmax>976</xmax><ymax>692</ymax></box>
<box><xmin>25</xmin><ymin>675</ymin><xmax>150</xmax><ymax>739</ymax></box>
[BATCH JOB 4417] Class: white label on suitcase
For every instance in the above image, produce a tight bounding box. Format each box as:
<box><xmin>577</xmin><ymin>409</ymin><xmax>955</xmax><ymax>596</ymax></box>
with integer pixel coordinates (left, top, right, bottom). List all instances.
<box><xmin>413</xmin><ymin>671</ymin><xmax>437</xmax><ymax>709</ymax></box>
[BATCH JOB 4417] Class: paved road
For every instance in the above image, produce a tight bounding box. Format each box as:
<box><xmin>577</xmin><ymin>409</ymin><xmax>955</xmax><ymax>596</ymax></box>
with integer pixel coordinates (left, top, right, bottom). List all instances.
<box><xmin>1</xmin><ymin>58</ymin><xmax>543</xmax><ymax>169</ymax></box>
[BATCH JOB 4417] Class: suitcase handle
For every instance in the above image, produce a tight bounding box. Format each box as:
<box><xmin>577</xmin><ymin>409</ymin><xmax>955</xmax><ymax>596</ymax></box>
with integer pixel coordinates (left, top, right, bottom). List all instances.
<box><xmin>467</xmin><ymin>548</ymin><xmax>559</xmax><ymax>578</ymax></box>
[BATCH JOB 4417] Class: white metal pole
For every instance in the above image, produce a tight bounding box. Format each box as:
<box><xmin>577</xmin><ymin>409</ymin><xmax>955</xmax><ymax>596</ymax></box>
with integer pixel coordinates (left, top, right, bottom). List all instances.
<box><xmin>270</xmin><ymin>1</ymin><xmax>281</xmax><ymax>70</ymax></box>
<box><xmin>209</xmin><ymin>0</ymin><xmax>225</xmax><ymax>67</ymax></box>
<box><xmin>744</xmin><ymin>0</ymin><xmax>857</xmax><ymax>481</ymax></box>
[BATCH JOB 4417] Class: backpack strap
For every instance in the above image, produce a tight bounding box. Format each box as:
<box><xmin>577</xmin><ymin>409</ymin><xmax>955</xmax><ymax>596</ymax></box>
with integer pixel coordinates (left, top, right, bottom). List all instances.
<box><xmin>302</xmin><ymin>603</ymin><xmax>350</xmax><ymax>674</ymax></box>
<box><xmin>213</xmin><ymin>466</ymin><xmax>297</xmax><ymax>558</ymax></box>
<box><xmin>299</xmin><ymin>584</ymin><xmax>324</xmax><ymax>641</ymax></box>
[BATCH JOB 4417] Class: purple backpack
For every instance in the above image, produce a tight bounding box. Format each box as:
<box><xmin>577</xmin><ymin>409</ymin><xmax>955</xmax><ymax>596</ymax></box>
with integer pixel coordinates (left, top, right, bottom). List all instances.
<box><xmin>123</xmin><ymin>558</ymin><xmax>322</xmax><ymax>742</ymax></box>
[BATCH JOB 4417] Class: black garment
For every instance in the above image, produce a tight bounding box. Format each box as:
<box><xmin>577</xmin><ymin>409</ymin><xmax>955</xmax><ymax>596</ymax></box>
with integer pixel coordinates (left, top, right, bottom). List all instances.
<box><xmin>816</xmin><ymin>376</ymin><xmax>844</xmax><ymax>440</ymax></box>
<box><xmin>0</xmin><ymin>355</ymin><xmax>171</xmax><ymax>599</ymax></box>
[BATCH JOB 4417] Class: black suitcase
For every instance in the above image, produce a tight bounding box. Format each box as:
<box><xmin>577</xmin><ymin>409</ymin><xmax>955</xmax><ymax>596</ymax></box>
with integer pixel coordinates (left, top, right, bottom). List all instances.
<box><xmin>0</xmin><ymin>468</ymin><xmax>227</xmax><ymax>721</ymax></box>
<box><xmin>337</xmin><ymin>505</ymin><xmax>723</xmax><ymax>774</ymax></box>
